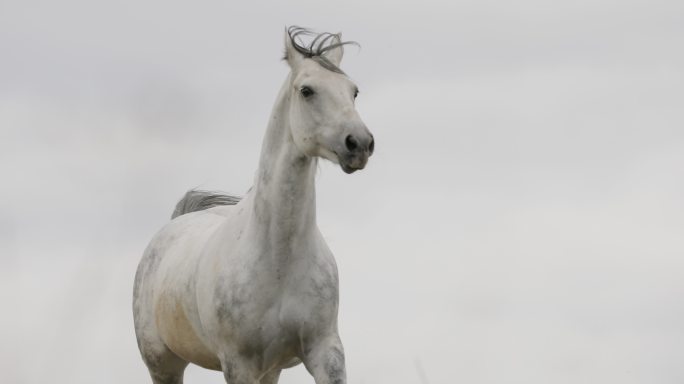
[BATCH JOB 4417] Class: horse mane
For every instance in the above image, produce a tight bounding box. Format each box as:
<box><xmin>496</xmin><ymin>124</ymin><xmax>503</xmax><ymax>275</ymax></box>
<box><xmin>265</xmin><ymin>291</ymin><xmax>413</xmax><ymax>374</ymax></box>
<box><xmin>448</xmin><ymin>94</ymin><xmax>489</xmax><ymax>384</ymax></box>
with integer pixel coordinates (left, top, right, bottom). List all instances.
<box><xmin>283</xmin><ymin>26</ymin><xmax>359</xmax><ymax>74</ymax></box>
<box><xmin>171</xmin><ymin>189</ymin><xmax>241</xmax><ymax>219</ymax></box>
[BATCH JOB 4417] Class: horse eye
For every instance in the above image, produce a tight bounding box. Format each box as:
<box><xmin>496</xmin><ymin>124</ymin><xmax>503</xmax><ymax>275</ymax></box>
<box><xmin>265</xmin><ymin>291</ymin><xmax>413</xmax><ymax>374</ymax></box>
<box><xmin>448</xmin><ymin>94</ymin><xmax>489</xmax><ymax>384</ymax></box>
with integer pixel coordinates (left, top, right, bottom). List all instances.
<box><xmin>300</xmin><ymin>86</ymin><xmax>314</xmax><ymax>98</ymax></box>
<box><xmin>354</xmin><ymin>89</ymin><xmax>359</xmax><ymax>99</ymax></box>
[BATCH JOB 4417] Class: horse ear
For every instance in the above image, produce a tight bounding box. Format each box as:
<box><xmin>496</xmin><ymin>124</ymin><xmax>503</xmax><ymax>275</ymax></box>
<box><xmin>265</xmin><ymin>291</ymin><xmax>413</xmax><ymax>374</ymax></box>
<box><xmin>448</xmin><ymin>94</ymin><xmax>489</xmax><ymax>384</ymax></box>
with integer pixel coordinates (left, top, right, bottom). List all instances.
<box><xmin>323</xmin><ymin>33</ymin><xmax>344</xmax><ymax>67</ymax></box>
<box><xmin>284</xmin><ymin>28</ymin><xmax>305</xmax><ymax>69</ymax></box>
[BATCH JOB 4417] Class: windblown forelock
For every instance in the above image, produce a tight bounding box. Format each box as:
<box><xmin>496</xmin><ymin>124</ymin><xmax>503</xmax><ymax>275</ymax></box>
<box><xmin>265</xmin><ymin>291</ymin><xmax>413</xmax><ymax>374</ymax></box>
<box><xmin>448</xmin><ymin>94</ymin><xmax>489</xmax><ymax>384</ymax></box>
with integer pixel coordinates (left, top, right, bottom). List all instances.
<box><xmin>283</xmin><ymin>26</ymin><xmax>359</xmax><ymax>74</ymax></box>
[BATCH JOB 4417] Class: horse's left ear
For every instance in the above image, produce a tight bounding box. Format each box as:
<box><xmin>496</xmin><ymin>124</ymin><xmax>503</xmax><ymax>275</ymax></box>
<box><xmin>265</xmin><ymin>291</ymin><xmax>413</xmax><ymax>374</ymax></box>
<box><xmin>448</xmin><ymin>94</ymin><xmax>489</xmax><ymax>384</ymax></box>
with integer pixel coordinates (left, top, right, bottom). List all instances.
<box><xmin>323</xmin><ymin>33</ymin><xmax>344</xmax><ymax>67</ymax></box>
<box><xmin>284</xmin><ymin>28</ymin><xmax>305</xmax><ymax>69</ymax></box>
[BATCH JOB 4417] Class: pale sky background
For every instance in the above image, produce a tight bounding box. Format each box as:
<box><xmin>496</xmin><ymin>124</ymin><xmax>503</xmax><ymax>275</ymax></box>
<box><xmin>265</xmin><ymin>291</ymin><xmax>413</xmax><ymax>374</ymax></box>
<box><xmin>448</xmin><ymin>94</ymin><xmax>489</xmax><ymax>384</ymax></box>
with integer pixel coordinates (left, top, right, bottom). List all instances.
<box><xmin>1</xmin><ymin>1</ymin><xmax>683</xmax><ymax>383</ymax></box>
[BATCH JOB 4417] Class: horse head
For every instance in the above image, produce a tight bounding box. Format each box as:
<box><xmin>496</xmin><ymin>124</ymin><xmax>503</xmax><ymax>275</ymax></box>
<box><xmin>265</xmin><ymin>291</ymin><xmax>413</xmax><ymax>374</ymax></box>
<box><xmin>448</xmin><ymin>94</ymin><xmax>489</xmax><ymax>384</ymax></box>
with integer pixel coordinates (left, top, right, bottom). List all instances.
<box><xmin>283</xmin><ymin>27</ymin><xmax>374</xmax><ymax>174</ymax></box>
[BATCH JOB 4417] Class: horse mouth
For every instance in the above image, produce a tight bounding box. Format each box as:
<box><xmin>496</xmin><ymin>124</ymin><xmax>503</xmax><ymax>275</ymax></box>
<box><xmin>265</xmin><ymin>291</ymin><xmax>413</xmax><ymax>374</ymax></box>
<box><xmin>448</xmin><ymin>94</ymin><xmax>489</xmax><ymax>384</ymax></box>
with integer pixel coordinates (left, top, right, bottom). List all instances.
<box><xmin>334</xmin><ymin>150</ymin><xmax>368</xmax><ymax>174</ymax></box>
<box><xmin>339</xmin><ymin>156</ymin><xmax>368</xmax><ymax>174</ymax></box>
<box><xmin>341</xmin><ymin>162</ymin><xmax>360</xmax><ymax>174</ymax></box>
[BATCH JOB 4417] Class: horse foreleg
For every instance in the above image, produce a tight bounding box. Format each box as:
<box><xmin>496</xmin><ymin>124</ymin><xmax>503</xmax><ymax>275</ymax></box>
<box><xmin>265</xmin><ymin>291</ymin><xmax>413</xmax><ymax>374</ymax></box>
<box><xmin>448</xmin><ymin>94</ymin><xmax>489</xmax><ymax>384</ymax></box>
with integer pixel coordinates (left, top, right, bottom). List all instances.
<box><xmin>259</xmin><ymin>369</ymin><xmax>281</xmax><ymax>384</ymax></box>
<box><xmin>139</xmin><ymin>343</ymin><xmax>188</xmax><ymax>384</ymax></box>
<box><xmin>220</xmin><ymin>354</ymin><xmax>260</xmax><ymax>384</ymax></box>
<box><xmin>302</xmin><ymin>336</ymin><xmax>346</xmax><ymax>384</ymax></box>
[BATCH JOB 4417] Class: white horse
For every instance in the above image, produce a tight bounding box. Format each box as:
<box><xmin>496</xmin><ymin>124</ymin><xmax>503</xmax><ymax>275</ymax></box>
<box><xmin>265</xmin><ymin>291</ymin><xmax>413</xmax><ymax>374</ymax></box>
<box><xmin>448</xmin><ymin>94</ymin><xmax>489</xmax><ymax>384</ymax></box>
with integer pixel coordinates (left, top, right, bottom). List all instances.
<box><xmin>133</xmin><ymin>27</ymin><xmax>374</xmax><ymax>384</ymax></box>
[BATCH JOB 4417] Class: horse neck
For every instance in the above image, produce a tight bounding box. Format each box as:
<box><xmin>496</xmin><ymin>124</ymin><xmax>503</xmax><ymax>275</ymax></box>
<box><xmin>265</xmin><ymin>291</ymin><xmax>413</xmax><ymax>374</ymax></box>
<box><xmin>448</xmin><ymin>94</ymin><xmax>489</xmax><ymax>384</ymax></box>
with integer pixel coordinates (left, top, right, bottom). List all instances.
<box><xmin>249</xmin><ymin>74</ymin><xmax>318</xmax><ymax>248</ymax></box>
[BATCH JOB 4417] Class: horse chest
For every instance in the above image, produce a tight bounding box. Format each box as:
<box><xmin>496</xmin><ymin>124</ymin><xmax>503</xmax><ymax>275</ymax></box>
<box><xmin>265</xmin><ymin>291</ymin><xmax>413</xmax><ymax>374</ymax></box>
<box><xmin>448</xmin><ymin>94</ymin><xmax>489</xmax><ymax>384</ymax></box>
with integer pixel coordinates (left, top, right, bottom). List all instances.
<box><xmin>211</xmin><ymin>252</ymin><xmax>339</xmax><ymax>350</ymax></box>
<box><xmin>252</xmin><ymin>280</ymin><xmax>339</xmax><ymax>368</ymax></box>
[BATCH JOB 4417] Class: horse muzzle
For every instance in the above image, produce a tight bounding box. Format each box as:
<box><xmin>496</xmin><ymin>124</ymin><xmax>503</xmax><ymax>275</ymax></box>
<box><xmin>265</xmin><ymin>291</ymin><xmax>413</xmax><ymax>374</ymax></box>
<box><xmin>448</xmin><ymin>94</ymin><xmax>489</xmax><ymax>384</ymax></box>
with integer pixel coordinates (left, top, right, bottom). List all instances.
<box><xmin>338</xmin><ymin>132</ymin><xmax>374</xmax><ymax>174</ymax></box>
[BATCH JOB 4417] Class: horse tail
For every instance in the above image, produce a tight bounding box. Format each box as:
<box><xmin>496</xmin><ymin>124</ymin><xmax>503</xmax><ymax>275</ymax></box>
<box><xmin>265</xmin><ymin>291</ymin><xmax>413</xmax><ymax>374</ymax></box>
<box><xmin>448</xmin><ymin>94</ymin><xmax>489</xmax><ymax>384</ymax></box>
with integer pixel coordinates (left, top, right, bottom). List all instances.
<box><xmin>171</xmin><ymin>189</ymin><xmax>241</xmax><ymax>219</ymax></box>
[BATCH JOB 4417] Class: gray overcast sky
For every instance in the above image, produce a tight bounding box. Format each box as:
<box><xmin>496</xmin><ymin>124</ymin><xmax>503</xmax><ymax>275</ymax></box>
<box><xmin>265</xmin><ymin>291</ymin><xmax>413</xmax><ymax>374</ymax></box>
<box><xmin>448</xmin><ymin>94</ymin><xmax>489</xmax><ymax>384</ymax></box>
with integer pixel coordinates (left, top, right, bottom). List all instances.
<box><xmin>1</xmin><ymin>1</ymin><xmax>683</xmax><ymax>383</ymax></box>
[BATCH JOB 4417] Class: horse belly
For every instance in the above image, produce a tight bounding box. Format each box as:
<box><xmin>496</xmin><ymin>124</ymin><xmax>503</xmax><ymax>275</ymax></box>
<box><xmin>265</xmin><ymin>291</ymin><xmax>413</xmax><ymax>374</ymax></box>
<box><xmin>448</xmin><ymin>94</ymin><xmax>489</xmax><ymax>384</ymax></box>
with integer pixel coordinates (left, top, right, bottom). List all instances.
<box><xmin>156</xmin><ymin>294</ymin><xmax>222</xmax><ymax>370</ymax></box>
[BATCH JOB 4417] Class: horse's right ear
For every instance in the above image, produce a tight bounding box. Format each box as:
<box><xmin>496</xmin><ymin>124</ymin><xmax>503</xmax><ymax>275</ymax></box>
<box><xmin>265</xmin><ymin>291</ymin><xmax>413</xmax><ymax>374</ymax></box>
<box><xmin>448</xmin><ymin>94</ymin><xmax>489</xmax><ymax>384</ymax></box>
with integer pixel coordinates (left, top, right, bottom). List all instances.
<box><xmin>284</xmin><ymin>28</ymin><xmax>305</xmax><ymax>69</ymax></box>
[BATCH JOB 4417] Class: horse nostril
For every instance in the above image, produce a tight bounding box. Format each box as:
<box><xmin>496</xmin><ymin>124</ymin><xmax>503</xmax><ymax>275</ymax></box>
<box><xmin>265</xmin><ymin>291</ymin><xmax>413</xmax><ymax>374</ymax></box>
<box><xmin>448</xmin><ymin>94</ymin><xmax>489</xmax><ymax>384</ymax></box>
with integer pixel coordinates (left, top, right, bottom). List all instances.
<box><xmin>345</xmin><ymin>134</ymin><xmax>358</xmax><ymax>152</ymax></box>
<box><xmin>368</xmin><ymin>136</ymin><xmax>375</xmax><ymax>155</ymax></box>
